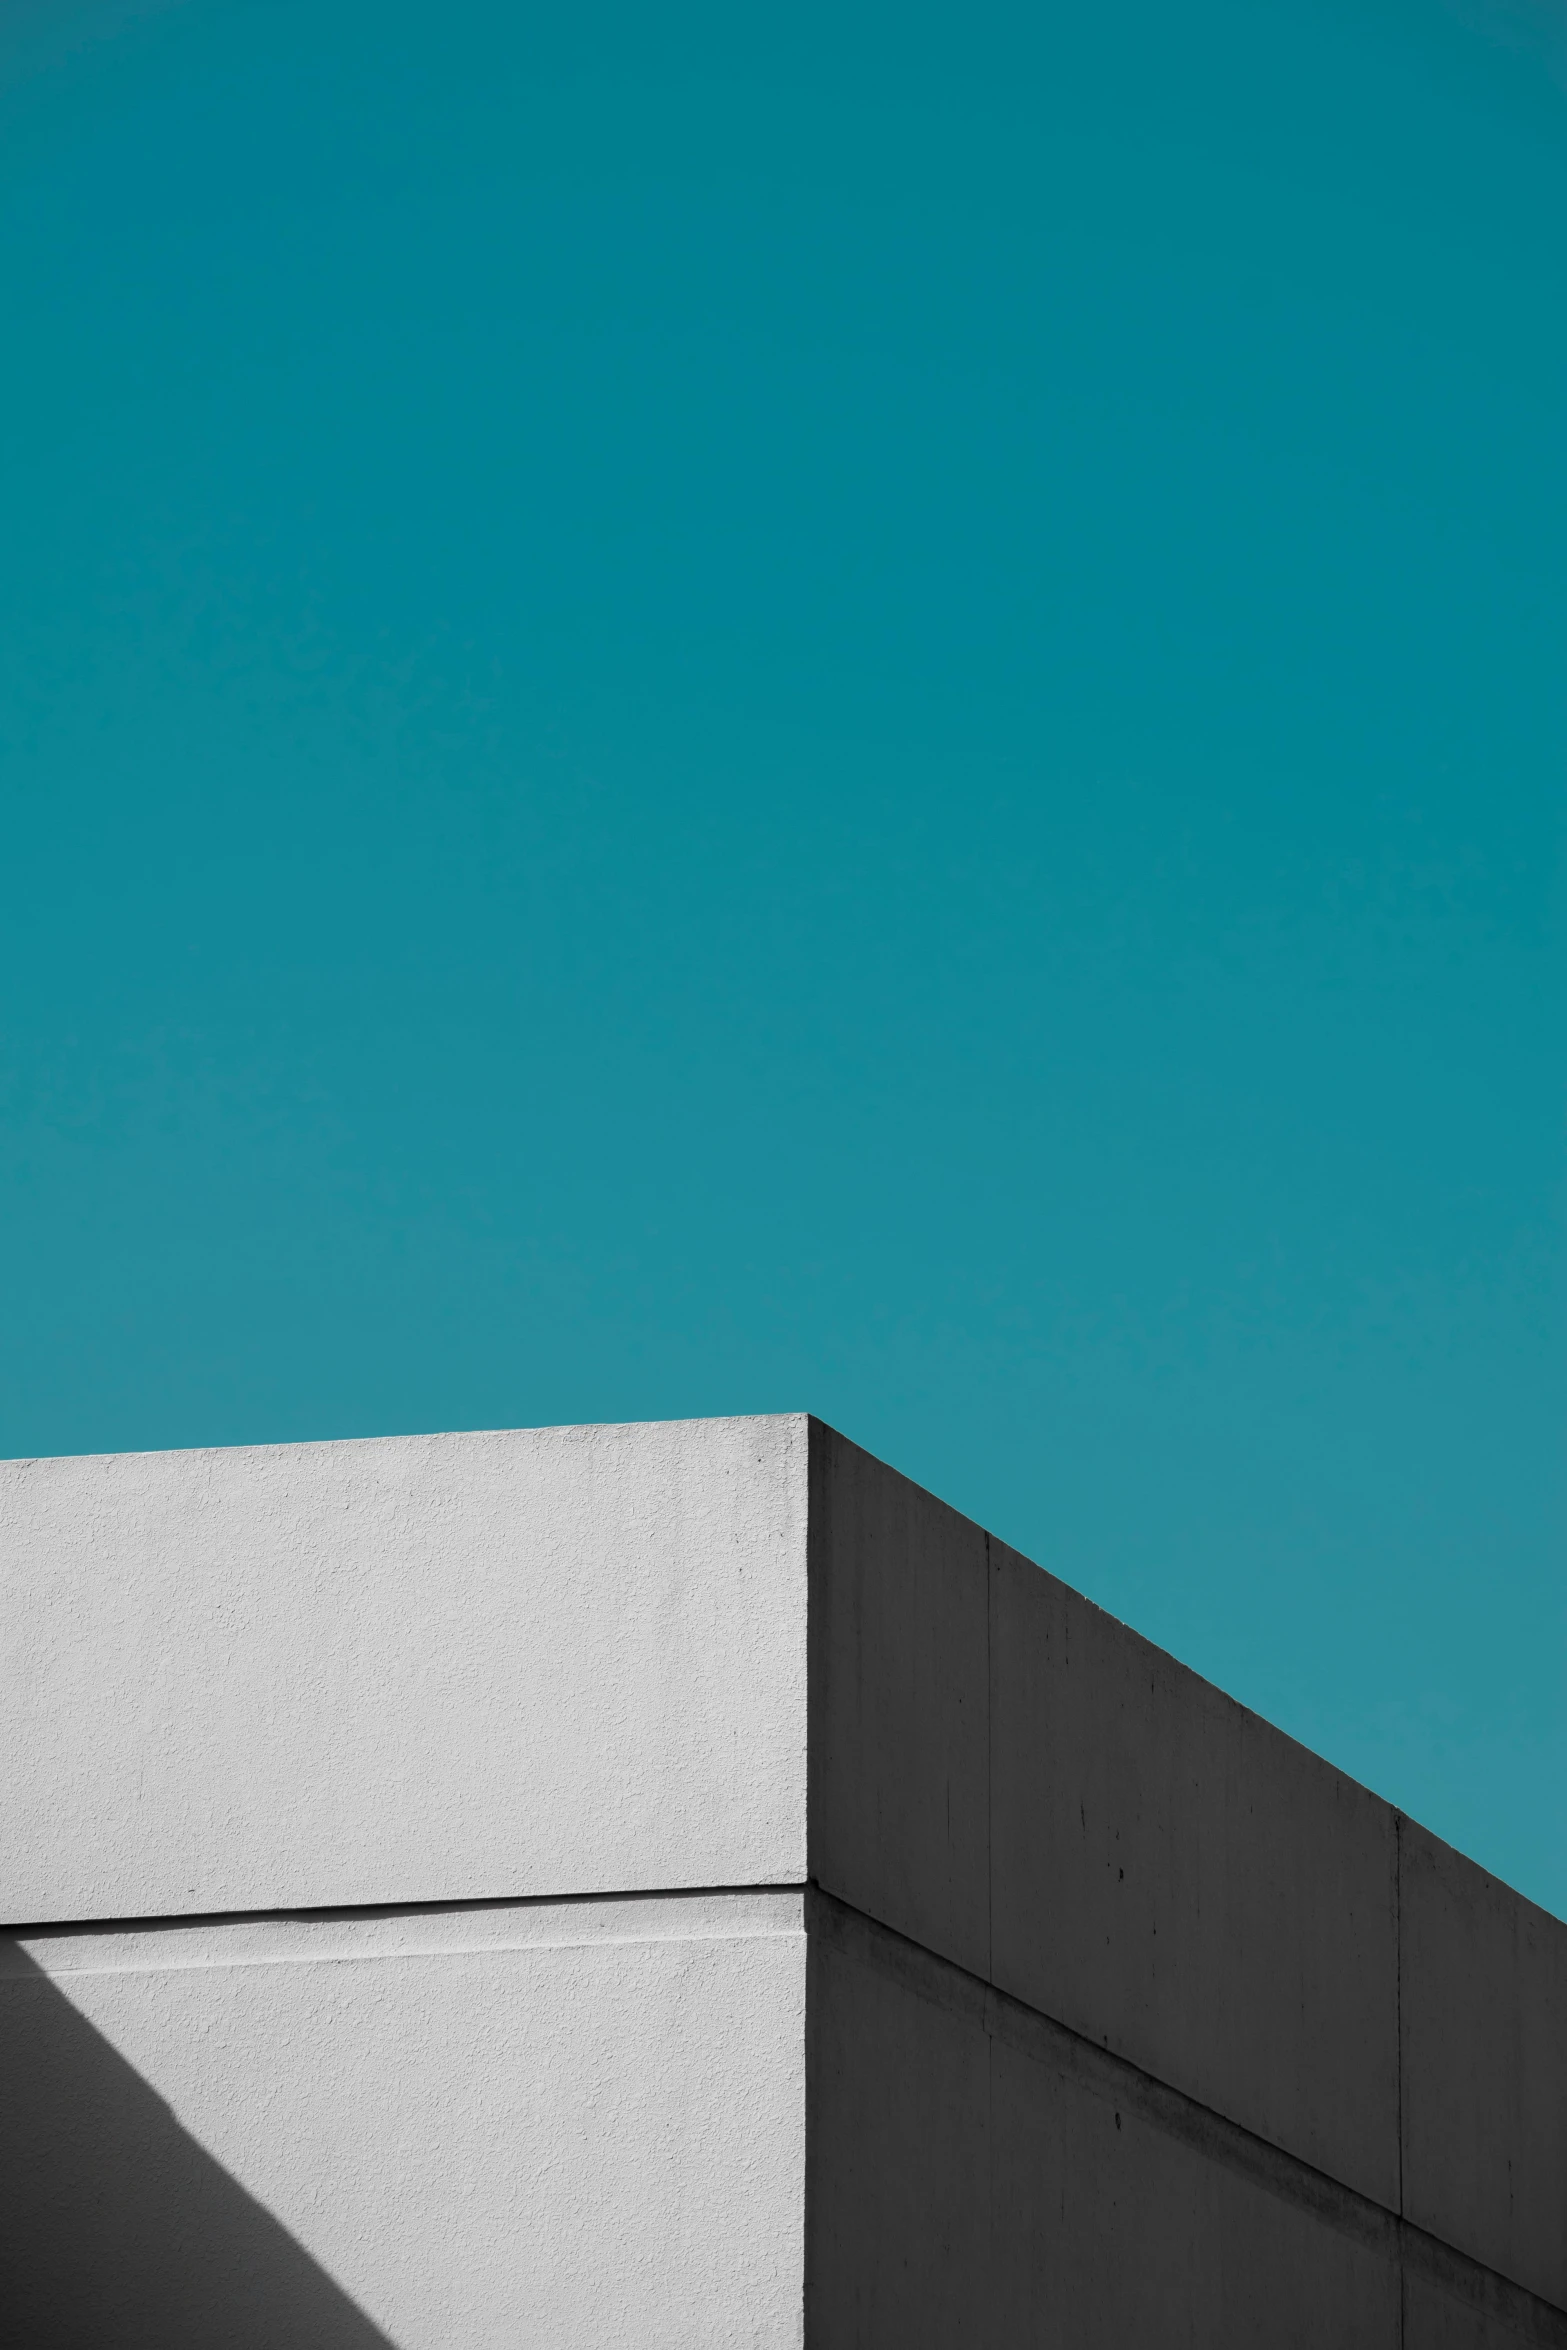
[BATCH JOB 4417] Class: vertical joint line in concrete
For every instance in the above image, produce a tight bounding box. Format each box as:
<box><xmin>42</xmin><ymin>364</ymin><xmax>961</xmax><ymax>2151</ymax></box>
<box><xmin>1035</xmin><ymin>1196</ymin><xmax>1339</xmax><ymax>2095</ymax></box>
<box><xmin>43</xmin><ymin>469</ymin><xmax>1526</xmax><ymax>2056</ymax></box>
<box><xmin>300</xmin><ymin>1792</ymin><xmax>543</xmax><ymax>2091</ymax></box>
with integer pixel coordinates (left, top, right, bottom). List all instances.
<box><xmin>984</xmin><ymin>1530</ymin><xmax>993</xmax><ymax>1984</ymax></box>
<box><xmin>984</xmin><ymin>1530</ymin><xmax>995</xmax><ymax>2332</ymax></box>
<box><xmin>1395</xmin><ymin>1809</ymin><xmax>1405</xmax><ymax>2348</ymax></box>
<box><xmin>1395</xmin><ymin>1811</ymin><xmax>1404</xmax><ymax>2212</ymax></box>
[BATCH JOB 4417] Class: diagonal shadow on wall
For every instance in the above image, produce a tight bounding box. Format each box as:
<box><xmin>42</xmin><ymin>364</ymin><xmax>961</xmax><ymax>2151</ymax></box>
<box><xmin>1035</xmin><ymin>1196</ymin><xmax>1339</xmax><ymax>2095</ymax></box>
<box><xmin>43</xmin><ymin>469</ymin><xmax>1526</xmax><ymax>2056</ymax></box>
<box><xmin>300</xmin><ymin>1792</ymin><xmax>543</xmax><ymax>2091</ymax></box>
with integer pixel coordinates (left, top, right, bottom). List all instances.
<box><xmin>0</xmin><ymin>1938</ymin><xmax>395</xmax><ymax>2350</ymax></box>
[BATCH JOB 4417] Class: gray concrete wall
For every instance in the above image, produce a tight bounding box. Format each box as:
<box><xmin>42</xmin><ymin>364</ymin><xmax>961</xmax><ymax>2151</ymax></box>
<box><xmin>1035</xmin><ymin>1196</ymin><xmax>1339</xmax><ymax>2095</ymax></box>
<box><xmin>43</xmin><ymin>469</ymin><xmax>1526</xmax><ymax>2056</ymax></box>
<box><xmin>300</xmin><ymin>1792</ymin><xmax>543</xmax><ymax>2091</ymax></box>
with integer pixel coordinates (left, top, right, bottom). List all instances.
<box><xmin>806</xmin><ymin>1893</ymin><xmax>1560</xmax><ymax>2349</ymax></box>
<box><xmin>1401</xmin><ymin>1824</ymin><xmax>1567</xmax><ymax>2311</ymax></box>
<box><xmin>805</xmin><ymin>1420</ymin><xmax>1567</xmax><ymax>2344</ymax></box>
<box><xmin>808</xmin><ymin>1426</ymin><xmax>990</xmax><ymax>1977</ymax></box>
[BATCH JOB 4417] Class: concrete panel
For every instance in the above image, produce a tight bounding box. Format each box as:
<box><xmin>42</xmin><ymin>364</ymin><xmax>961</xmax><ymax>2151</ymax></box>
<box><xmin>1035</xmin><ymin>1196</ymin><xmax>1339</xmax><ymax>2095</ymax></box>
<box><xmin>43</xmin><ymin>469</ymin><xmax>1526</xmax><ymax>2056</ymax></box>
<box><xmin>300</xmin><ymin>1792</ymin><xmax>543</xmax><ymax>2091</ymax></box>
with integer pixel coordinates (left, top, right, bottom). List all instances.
<box><xmin>1</xmin><ymin>1889</ymin><xmax>807</xmax><ymax>2348</ymax></box>
<box><xmin>1403</xmin><ymin>2266</ymin><xmax>1567</xmax><ymax>2350</ymax></box>
<box><xmin>989</xmin><ymin>1538</ymin><xmax>1400</xmax><ymax>2205</ymax></box>
<box><xmin>806</xmin><ymin>1901</ymin><xmax>992</xmax><ymax>2348</ymax></box>
<box><xmin>989</xmin><ymin>2017</ymin><xmax>1400</xmax><ymax>2348</ymax></box>
<box><xmin>1</xmin><ymin>1416</ymin><xmax>810</xmax><ymax>1922</ymax></box>
<box><xmin>808</xmin><ymin>1894</ymin><xmax>1403</xmax><ymax>2349</ymax></box>
<box><xmin>1401</xmin><ymin>1822</ymin><xmax>1567</xmax><ymax>2310</ymax></box>
<box><xmin>808</xmin><ymin>1422</ymin><xmax>990</xmax><ymax>1976</ymax></box>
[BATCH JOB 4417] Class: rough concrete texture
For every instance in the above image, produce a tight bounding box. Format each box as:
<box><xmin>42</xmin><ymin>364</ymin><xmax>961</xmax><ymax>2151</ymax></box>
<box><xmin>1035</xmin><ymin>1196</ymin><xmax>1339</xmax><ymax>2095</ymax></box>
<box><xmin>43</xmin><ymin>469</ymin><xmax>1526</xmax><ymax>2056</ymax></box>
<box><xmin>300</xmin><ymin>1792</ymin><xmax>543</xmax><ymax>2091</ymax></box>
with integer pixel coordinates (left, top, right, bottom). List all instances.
<box><xmin>1402</xmin><ymin>2266</ymin><xmax>1567</xmax><ymax>2350</ymax></box>
<box><xmin>1401</xmin><ymin>1822</ymin><xmax>1567</xmax><ymax>2310</ymax></box>
<box><xmin>807</xmin><ymin>1896</ymin><xmax>1402</xmax><ymax>2349</ymax></box>
<box><xmin>807</xmin><ymin>1422</ymin><xmax>1407</xmax><ymax>2205</ymax></box>
<box><xmin>809</xmin><ymin>1426</ymin><xmax>990</xmax><ymax>1977</ymax></box>
<box><xmin>6</xmin><ymin>1412</ymin><xmax>1565</xmax><ymax>2345</ymax></box>
<box><xmin>990</xmin><ymin>1532</ymin><xmax>1400</xmax><ymax>2207</ymax></box>
<box><xmin>987</xmin><ymin>1996</ymin><xmax>1401</xmax><ymax>2350</ymax></box>
<box><xmin>1</xmin><ymin>1891</ymin><xmax>807</xmax><ymax>2349</ymax></box>
<box><xmin>808</xmin><ymin>1895</ymin><xmax>1565</xmax><ymax>2350</ymax></box>
<box><xmin>801</xmin><ymin>1422</ymin><xmax>1563</xmax><ymax>2338</ymax></box>
<box><xmin>1</xmin><ymin>1416</ymin><xmax>810</xmax><ymax>1922</ymax></box>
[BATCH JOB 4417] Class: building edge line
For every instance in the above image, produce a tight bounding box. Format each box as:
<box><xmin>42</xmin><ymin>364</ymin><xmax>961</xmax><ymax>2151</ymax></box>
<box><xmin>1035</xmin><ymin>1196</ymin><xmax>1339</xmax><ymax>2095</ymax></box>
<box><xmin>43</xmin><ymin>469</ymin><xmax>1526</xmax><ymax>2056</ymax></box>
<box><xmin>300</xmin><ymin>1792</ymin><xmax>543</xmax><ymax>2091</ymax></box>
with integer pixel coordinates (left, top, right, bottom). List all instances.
<box><xmin>2</xmin><ymin>1878</ymin><xmax>812</xmax><ymax>1943</ymax></box>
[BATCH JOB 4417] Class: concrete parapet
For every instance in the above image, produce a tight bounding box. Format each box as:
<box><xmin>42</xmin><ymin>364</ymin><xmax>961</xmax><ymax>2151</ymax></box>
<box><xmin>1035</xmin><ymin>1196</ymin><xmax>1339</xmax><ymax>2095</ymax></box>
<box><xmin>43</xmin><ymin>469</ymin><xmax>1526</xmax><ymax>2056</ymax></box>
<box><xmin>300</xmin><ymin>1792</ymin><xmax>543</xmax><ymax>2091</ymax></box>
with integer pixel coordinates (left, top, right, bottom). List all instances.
<box><xmin>1</xmin><ymin>1416</ymin><xmax>810</xmax><ymax>1922</ymax></box>
<box><xmin>988</xmin><ymin>1526</ymin><xmax>1399</xmax><ymax>2206</ymax></box>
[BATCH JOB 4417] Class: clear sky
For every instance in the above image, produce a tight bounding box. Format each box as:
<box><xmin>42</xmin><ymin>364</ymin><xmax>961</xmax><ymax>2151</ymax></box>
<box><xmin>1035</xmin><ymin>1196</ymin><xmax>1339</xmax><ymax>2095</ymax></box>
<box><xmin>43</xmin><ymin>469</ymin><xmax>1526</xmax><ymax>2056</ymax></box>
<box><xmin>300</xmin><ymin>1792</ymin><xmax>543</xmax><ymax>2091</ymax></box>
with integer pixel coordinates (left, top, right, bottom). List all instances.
<box><xmin>3</xmin><ymin>1</ymin><xmax>1563</xmax><ymax>1911</ymax></box>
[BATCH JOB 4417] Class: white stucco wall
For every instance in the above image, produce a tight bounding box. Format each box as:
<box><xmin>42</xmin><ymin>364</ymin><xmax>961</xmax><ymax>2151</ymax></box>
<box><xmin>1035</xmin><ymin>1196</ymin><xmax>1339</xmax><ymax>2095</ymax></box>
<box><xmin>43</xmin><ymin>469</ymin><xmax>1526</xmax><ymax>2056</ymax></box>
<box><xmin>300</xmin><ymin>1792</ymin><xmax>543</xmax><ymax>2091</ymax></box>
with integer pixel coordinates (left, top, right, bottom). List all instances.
<box><xmin>2</xmin><ymin>1890</ymin><xmax>807</xmax><ymax>2349</ymax></box>
<box><xmin>1</xmin><ymin>1416</ymin><xmax>810</xmax><ymax>1922</ymax></box>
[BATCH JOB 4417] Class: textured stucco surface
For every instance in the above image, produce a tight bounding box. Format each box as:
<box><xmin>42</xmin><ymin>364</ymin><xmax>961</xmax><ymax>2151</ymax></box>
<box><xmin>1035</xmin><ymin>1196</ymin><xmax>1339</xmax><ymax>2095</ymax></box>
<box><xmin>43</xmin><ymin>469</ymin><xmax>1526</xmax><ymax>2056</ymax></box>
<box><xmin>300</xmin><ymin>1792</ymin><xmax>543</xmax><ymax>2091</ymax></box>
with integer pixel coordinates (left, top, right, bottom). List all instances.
<box><xmin>1</xmin><ymin>1416</ymin><xmax>810</xmax><ymax>1922</ymax></box>
<box><xmin>2</xmin><ymin>1890</ymin><xmax>807</xmax><ymax>2349</ymax></box>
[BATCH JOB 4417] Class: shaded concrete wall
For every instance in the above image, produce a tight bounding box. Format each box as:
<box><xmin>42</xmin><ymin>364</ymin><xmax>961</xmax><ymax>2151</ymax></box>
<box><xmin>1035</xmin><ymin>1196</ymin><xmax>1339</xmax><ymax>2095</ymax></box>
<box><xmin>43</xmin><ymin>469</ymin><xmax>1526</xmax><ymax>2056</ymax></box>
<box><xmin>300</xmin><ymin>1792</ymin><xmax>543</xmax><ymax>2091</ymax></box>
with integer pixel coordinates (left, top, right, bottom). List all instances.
<box><xmin>808</xmin><ymin>1422</ymin><xmax>1567</xmax><ymax>2344</ymax></box>
<box><xmin>807</xmin><ymin>1893</ymin><xmax>1562</xmax><ymax>2349</ymax></box>
<box><xmin>1402</xmin><ymin>1827</ymin><xmax>1567</xmax><ymax>2312</ymax></box>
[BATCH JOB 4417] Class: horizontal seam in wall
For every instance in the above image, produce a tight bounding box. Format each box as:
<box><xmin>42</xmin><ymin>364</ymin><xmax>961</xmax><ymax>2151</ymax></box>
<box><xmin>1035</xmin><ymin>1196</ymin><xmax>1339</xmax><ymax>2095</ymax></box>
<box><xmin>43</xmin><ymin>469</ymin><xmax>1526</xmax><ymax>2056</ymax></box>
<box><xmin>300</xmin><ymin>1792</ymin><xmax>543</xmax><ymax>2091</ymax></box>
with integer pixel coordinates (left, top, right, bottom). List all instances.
<box><xmin>5</xmin><ymin>1923</ymin><xmax>812</xmax><ymax>1979</ymax></box>
<box><xmin>810</xmin><ymin>1887</ymin><xmax>1567</xmax><ymax>2348</ymax></box>
<box><xmin>3</xmin><ymin>1879</ymin><xmax>811</xmax><ymax>1942</ymax></box>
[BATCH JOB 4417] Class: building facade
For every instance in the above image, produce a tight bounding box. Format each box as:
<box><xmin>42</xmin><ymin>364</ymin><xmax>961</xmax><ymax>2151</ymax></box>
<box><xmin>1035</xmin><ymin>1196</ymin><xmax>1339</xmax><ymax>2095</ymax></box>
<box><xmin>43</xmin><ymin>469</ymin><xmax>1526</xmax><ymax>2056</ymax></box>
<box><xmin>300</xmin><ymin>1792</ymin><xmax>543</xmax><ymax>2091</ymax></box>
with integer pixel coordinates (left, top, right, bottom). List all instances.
<box><xmin>3</xmin><ymin>1416</ymin><xmax>1563</xmax><ymax>2344</ymax></box>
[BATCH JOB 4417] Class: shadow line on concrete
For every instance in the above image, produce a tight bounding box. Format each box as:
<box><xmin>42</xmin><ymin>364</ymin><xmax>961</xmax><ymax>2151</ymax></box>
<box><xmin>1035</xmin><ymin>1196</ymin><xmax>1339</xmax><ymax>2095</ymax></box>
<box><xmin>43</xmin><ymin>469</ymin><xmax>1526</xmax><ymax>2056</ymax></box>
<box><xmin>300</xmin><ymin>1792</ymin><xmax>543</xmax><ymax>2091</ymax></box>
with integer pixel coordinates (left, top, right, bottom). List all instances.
<box><xmin>0</xmin><ymin>1939</ymin><xmax>394</xmax><ymax>2350</ymax></box>
<box><xmin>811</xmin><ymin>1888</ymin><xmax>1567</xmax><ymax>2348</ymax></box>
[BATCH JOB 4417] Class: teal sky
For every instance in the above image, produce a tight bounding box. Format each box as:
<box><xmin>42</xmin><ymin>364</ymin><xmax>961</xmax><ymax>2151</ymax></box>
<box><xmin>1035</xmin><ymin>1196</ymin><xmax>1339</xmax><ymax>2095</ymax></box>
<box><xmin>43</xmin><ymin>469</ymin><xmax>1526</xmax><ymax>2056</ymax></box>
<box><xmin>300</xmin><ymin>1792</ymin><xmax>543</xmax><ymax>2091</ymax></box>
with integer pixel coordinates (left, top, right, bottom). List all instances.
<box><xmin>3</xmin><ymin>2</ymin><xmax>1564</xmax><ymax>1909</ymax></box>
